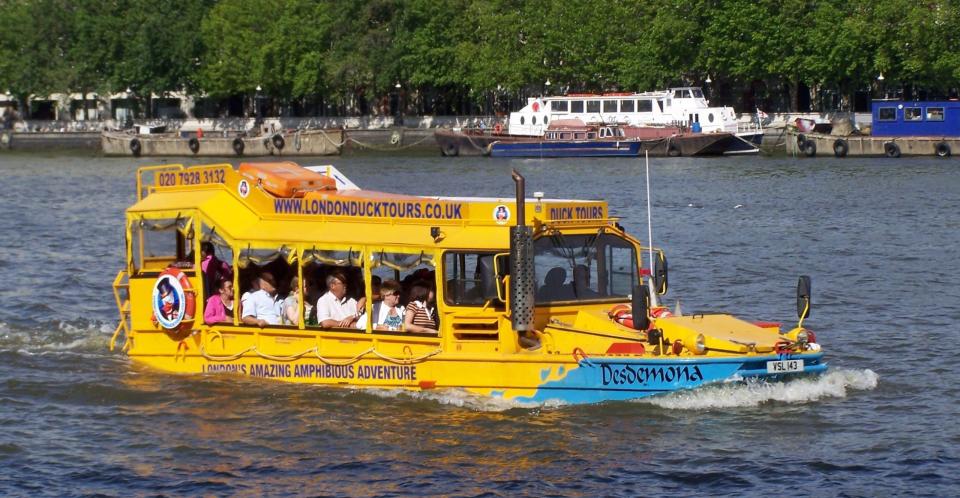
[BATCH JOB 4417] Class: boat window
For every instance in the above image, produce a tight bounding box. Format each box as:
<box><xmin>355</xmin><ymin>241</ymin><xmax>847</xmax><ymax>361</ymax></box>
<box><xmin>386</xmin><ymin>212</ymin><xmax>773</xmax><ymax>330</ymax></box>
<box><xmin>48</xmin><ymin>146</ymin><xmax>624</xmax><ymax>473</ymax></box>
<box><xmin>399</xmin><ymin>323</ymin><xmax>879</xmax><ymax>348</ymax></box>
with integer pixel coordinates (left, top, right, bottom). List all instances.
<box><xmin>369</xmin><ymin>250</ymin><xmax>438</xmax><ymax>334</ymax></box>
<box><xmin>236</xmin><ymin>244</ymin><xmax>300</xmax><ymax>328</ymax></box>
<box><xmin>551</xmin><ymin>100</ymin><xmax>568</xmax><ymax>112</ymax></box>
<box><xmin>300</xmin><ymin>247</ymin><xmax>365</xmax><ymax>329</ymax></box>
<box><xmin>878</xmin><ymin>107</ymin><xmax>896</xmax><ymax>121</ymax></box>
<box><xmin>199</xmin><ymin>222</ymin><xmax>235</xmax><ymax>300</ymax></box>
<box><xmin>637</xmin><ymin>100</ymin><xmax>653</xmax><ymax>112</ymax></box>
<box><xmin>129</xmin><ymin>216</ymin><xmax>195</xmax><ymax>274</ymax></box>
<box><xmin>620</xmin><ymin>100</ymin><xmax>634</xmax><ymax>112</ymax></box>
<box><xmin>603</xmin><ymin>100</ymin><xmax>617</xmax><ymax>113</ymax></box>
<box><xmin>927</xmin><ymin>107</ymin><xmax>944</xmax><ymax>121</ymax></box>
<box><xmin>587</xmin><ymin>132</ymin><xmax>596</xmax><ymax>139</ymax></box>
<box><xmin>532</xmin><ymin>116</ymin><xmax>537</xmax><ymax>125</ymax></box>
<box><xmin>534</xmin><ymin>232</ymin><xmax>637</xmax><ymax>303</ymax></box>
<box><xmin>571</xmin><ymin>100</ymin><xmax>584</xmax><ymax>113</ymax></box>
<box><xmin>708</xmin><ymin>113</ymin><xmax>715</xmax><ymax>123</ymax></box>
<box><xmin>575</xmin><ymin>132</ymin><xmax>585</xmax><ymax>139</ymax></box>
<box><xmin>692</xmin><ymin>88</ymin><xmax>704</xmax><ymax>98</ymax></box>
<box><xmin>520</xmin><ymin>116</ymin><xmax>525</xmax><ymax>125</ymax></box>
<box><xmin>600</xmin><ymin>128</ymin><xmax>608</xmax><ymax>138</ymax></box>
<box><xmin>586</xmin><ymin>100</ymin><xmax>600</xmax><ymax>113</ymax></box>
<box><xmin>656</xmin><ymin>100</ymin><xmax>663</xmax><ymax>112</ymax></box>
<box><xmin>544</xmin><ymin>116</ymin><xmax>548</xmax><ymax>125</ymax></box>
<box><xmin>443</xmin><ymin>252</ymin><xmax>501</xmax><ymax>306</ymax></box>
<box><xmin>615</xmin><ymin>128</ymin><xmax>625</xmax><ymax>137</ymax></box>
<box><xmin>905</xmin><ymin>107</ymin><xmax>922</xmax><ymax>121</ymax></box>
<box><xmin>560</xmin><ymin>132</ymin><xmax>571</xmax><ymax>139</ymax></box>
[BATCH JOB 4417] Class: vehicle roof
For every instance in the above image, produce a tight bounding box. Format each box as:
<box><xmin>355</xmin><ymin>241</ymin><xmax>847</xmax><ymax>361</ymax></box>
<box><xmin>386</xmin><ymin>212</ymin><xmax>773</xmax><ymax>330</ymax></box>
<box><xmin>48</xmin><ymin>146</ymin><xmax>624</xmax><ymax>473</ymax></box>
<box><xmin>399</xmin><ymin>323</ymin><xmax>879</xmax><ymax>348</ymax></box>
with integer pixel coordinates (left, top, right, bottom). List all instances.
<box><xmin>127</xmin><ymin>162</ymin><xmax>614</xmax><ymax>250</ymax></box>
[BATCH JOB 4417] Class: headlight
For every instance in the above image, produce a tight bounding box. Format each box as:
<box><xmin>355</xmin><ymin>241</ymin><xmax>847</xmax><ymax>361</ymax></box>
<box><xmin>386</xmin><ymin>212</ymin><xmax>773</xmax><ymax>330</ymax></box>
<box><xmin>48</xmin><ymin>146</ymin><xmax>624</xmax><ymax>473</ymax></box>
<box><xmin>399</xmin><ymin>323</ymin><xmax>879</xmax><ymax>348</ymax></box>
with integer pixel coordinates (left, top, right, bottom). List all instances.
<box><xmin>691</xmin><ymin>333</ymin><xmax>706</xmax><ymax>354</ymax></box>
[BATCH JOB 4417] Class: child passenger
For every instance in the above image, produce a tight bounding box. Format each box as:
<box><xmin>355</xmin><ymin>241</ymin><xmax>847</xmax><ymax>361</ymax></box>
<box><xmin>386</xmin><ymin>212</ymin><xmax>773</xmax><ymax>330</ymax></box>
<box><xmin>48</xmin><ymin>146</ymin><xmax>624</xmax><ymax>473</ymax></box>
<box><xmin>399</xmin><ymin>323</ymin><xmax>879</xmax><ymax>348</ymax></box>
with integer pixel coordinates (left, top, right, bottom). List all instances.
<box><xmin>370</xmin><ymin>279</ymin><xmax>404</xmax><ymax>331</ymax></box>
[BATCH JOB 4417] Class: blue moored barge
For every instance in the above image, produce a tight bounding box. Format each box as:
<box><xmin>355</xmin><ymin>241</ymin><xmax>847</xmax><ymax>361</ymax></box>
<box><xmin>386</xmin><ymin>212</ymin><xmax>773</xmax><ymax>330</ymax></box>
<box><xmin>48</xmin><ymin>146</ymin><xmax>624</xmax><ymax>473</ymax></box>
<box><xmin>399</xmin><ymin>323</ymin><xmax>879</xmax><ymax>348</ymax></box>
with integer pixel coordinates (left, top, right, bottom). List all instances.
<box><xmin>788</xmin><ymin>99</ymin><xmax>960</xmax><ymax>158</ymax></box>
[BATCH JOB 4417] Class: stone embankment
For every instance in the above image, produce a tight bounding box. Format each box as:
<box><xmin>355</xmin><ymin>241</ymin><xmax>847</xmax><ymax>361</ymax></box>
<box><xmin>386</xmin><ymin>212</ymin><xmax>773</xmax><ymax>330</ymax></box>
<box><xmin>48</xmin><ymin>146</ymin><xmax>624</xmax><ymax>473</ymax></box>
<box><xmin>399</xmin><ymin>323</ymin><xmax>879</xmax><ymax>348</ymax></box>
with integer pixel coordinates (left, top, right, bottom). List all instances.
<box><xmin>1</xmin><ymin>112</ymin><xmax>870</xmax><ymax>154</ymax></box>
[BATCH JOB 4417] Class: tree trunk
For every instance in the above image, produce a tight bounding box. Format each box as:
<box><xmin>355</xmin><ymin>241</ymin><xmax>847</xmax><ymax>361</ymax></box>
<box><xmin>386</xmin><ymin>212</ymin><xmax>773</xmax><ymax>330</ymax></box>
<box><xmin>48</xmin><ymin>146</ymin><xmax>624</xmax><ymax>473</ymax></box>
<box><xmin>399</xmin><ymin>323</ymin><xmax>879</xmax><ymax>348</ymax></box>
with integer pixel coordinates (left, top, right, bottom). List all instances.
<box><xmin>789</xmin><ymin>80</ymin><xmax>799</xmax><ymax>112</ymax></box>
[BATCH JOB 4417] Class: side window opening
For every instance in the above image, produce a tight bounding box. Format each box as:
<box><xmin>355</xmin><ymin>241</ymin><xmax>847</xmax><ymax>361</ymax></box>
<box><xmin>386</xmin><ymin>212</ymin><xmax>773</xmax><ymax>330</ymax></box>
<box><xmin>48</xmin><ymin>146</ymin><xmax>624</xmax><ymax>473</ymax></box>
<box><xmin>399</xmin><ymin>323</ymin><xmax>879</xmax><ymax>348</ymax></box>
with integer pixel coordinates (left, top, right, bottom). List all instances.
<box><xmin>236</xmin><ymin>245</ymin><xmax>298</xmax><ymax>328</ymax></box>
<box><xmin>443</xmin><ymin>252</ymin><xmax>502</xmax><ymax>307</ymax></box>
<box><xmin>130</xmin><ymin>216</ymin><xmax>194</xmax><ymax>275</ymax></box>
<box><xmin>300</xmin><ymin>248</ymin><xmax>364</xmax><ymax>330</ymax></box>
<box><xmin>369</xmin><ymin>251</ymin><xmax>438</xmax><ymax>335</ymax></box>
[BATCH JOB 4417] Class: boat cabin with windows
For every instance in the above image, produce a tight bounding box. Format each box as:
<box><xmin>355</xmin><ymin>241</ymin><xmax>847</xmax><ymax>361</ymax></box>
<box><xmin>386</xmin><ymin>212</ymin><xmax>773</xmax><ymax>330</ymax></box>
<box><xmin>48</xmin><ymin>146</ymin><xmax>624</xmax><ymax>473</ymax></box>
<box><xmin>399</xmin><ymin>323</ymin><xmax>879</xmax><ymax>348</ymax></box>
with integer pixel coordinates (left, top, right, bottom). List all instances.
<box><xmin>871</xmin><ymin>100</ymin><xmax>960</xmax><ymax>137</ymax></box>
<box><xmin>507</xmin><ymin>87</ymin><xmax>741</xmax><ymax>137</ymax></box>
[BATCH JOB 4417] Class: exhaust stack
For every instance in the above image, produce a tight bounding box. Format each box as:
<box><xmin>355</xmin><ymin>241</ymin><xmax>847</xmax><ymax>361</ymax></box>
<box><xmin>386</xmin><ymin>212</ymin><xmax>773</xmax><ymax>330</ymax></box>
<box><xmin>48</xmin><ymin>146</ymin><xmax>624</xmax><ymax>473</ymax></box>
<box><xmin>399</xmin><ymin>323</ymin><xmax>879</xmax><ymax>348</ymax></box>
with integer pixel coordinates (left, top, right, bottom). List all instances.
<box><xmin>509</xmin><ymin>170</ymin><xmax>535</xmax><ymax>332</ymax></box>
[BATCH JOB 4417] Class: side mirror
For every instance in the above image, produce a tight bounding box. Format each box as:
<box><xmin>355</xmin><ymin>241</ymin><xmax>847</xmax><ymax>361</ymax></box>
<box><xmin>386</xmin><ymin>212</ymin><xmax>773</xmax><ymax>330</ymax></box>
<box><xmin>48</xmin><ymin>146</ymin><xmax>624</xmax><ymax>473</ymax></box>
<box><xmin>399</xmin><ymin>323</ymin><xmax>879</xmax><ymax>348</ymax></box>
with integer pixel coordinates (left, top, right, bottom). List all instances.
<box><xmin>493</xmin><ymin>253</ymin><xmax>510</xmax><ymax>302</ymax></box>
<box><xmin>654</xmin><ymin>251</ymin><xmax>668</xmax><ymax>295</ymax></box>
<box><xmin>796</xmin><ymin>275</ymin><xmax>811</xmax><ymax>319</ymax></box>
<box><xmin>632</xmin><ymin>285</ymin><xmax>650</xmax><ymax>330</ymax></box>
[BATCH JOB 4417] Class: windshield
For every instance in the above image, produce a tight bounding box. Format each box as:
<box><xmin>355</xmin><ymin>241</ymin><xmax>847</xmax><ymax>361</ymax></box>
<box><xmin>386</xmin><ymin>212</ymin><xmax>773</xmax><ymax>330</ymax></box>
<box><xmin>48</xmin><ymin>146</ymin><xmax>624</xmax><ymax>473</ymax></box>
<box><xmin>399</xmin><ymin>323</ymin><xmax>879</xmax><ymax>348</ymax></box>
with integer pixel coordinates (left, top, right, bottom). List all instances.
<box><xmin>534</xmin><ymin>232</ymin><xmax>638</xmax><ymax>303</ymax></box>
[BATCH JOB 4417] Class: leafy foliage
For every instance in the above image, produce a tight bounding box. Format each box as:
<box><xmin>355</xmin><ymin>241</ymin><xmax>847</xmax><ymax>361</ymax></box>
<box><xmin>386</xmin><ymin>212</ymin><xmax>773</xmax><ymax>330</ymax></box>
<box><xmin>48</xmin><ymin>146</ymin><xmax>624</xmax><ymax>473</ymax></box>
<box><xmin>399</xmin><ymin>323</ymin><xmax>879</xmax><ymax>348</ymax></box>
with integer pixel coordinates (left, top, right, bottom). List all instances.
<box><xmin>2</xmin><ymin>0</ymin><xmax>960</xmax><ymax>113</ymax></box>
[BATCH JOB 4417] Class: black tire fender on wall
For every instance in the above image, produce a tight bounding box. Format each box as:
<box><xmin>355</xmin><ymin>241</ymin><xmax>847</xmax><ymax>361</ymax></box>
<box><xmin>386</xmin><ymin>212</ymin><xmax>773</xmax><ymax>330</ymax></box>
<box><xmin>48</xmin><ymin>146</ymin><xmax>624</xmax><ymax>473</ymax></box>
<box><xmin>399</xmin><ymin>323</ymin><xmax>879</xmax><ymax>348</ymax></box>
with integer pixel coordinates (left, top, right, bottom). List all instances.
<box><xmin>884</xmin><ymin>142</ymin><xmax>901</xmax><ymax>158</ymax></box>
<box><xmin>935</xmin><ymin>142</ymin><xmax>951</xmax><ymax>158</ymax></box>
<box><xmin>833</xmin><ymin>139</ymin><xmax>848</xmax><ymax>158</ymax></box>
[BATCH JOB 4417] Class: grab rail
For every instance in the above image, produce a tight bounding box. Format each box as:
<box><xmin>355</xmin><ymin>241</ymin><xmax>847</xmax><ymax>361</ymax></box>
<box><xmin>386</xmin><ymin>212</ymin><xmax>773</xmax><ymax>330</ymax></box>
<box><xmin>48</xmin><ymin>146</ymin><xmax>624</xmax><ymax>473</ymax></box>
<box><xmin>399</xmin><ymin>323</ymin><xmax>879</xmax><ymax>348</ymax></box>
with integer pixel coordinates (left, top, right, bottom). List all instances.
<box><xmin>110</xmin><ymin>270</ymin><xmax>131</xmax><ymax>352</ymax></box>
<box><xmin>136</xmin><ymin>164</ymin><xmax>184</xmax><ymax>201</ymax></box>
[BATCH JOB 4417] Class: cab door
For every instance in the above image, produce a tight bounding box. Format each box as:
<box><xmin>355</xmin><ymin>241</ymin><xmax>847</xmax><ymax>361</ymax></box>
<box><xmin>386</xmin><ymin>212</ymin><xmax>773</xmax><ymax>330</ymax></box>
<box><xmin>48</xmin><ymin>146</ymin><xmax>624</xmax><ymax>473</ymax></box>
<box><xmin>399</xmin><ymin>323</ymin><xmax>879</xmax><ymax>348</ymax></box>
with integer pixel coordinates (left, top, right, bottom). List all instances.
<box><xmin>440</xmin><ymin>251</ymin><xmax>506</xmax><ymax>353</ymax></box>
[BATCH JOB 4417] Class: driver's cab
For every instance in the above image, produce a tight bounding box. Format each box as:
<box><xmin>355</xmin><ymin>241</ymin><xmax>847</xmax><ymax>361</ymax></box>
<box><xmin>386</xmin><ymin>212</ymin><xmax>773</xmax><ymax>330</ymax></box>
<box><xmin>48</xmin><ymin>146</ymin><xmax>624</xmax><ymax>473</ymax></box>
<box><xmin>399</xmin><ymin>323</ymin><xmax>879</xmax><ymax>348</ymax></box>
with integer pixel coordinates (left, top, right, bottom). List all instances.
<box><xmin>529</xmin><ymin>225</ymin><xmax>642</xmax><ymax>324</ymax></box>
<box><xmin>486</xmin><ymin>223</ymin><xmax>649</xmax><ymax>325</ymax></box>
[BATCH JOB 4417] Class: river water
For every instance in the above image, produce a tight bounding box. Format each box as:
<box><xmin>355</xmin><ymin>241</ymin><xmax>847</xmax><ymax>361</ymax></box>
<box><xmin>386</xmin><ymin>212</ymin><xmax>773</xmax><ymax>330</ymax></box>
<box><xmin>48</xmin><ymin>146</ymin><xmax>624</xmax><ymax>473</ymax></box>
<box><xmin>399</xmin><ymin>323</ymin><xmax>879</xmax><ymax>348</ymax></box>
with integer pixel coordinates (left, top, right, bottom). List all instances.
<box><xmin>0</xmin><ymin>151</ymin><xmax>957</xmax><ymax>497</ymax></box>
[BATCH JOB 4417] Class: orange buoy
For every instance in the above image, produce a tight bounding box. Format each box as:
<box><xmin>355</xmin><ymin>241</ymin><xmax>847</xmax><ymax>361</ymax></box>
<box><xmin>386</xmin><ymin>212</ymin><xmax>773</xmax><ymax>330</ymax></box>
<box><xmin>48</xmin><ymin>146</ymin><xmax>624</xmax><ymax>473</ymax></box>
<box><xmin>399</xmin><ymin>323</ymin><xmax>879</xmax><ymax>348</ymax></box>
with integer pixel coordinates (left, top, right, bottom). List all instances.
<box><xmin>608</xmin><ymin>304</ymin><xmax>634</xmax><ymax>328</ymax></box>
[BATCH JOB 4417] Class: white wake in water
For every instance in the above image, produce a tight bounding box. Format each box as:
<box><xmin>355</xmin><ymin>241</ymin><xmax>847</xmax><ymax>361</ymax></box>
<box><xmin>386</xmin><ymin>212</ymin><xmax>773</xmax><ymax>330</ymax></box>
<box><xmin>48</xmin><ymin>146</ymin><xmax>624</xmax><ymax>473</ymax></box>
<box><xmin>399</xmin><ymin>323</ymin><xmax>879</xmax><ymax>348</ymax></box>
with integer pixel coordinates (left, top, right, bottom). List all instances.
<box><xmin>640</xmin><ymin>368</ymin><xmax>879</xmax><ymax>410</ymax></box>
<box><xmin>355</xmin><ymin>369</ymin><xmax>878</xmax><ymax>412</ymax></box>
<box><xmin>364</xmin><ymin>387</ymin><xmax>558</xmax><ymax>412</ymax></box>
<box><xmin>0</xmin><ymin>320</ymin><xmax>113</xmax><ymax>354</ymax></box>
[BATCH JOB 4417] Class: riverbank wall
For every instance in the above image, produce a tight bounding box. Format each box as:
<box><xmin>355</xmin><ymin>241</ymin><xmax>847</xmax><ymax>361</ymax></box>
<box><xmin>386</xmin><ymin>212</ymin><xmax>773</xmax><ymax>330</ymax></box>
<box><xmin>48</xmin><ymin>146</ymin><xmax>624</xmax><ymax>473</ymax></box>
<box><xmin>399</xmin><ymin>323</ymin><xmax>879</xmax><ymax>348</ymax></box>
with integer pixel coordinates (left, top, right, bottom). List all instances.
<box><xmin>1</xmin><ymin>112</ymin><xmax>872</xmax><ymax>154</ymax></box>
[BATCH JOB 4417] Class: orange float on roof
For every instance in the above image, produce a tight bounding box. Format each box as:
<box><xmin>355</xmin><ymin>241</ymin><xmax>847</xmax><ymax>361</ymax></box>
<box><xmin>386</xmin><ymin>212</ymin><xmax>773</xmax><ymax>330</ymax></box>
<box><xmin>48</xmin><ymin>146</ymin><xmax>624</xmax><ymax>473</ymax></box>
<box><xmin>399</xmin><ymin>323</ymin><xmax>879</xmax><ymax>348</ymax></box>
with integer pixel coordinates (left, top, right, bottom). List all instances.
<box><xmin>239</xmin><ymin>161</ymin><xmax>336</xmax><ymax>197</ymax></box>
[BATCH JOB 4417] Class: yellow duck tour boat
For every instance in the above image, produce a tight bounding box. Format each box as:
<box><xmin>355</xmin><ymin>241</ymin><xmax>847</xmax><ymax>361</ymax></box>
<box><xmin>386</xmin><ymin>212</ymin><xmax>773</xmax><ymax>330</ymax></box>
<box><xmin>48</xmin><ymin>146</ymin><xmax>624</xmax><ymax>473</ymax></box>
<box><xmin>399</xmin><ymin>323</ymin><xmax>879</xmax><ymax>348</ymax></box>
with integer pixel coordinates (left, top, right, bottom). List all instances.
<box><xmin>111</xmin><ymin>160</ymin><xmax>826</xmax><ymax>404</ymax></box>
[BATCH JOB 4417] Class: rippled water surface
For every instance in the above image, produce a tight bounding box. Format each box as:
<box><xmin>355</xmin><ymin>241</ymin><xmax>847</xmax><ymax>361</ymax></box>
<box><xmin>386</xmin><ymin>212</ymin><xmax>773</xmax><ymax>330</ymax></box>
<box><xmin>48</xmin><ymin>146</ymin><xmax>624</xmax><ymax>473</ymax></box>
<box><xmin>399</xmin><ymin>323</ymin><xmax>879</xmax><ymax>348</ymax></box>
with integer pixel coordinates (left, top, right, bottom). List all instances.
<box><xmin>1</xmin><ymin>152</ymin><xmax>958</xmax><ymax>496</ymax></box>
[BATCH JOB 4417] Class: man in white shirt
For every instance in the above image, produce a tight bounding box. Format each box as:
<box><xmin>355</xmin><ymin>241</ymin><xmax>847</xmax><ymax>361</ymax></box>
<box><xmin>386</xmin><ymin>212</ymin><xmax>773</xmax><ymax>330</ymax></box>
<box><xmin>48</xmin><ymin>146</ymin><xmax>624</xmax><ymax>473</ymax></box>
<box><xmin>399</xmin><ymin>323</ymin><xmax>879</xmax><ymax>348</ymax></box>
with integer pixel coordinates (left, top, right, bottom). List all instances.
<box><xmin>241</xmin><ymin>272</ymin><xmax>282</xmax><ymax>327</ymax></box>
<box><xmin>316</xmin><ymin>271</ymin><xmax>364</xmax><ymax>328</ymax></box>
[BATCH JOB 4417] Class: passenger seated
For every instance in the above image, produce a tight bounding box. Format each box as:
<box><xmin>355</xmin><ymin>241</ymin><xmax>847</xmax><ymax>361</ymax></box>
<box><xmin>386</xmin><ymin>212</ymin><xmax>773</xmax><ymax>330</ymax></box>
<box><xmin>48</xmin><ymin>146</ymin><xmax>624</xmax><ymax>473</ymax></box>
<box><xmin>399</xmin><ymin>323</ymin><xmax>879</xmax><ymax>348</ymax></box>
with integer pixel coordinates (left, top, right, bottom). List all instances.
<box><xmin>282</xmin><ymin>276</ymin><xmax>302</xmax><ymax>326</ymax></box>
<box><xmin>538</xmin><ymin>266</ymin><xmax>574</xmax><ymax>301</ymax></box>
<box><xmin>241</xmin><ymin>272</ymin><xmax>282</xmax><ymax>327</ymax></box>
<box><xmin>201</xmin><ymin>242</ymin><xmax>232</xmax><ymax>290</ymax></box>
<box><xmin>404</xmin><ymin>281</ymin><xmax>439</xmax><ymax>334</ymax></box>
<box><xmin>370</xmin><ymin>275</ymin><xmax>382</xmax><ymax>302</ymax></box>
<box><xmin>570</xmin><ymin>264</ymin><xmax>599</xmax><ymax>298</ymax></box>
<box><xmin>368</xmin><ymin>279</ymin><xmax>405</xmax><ymax>331</ymax></box>
<box><xmin>239</xmin><ymin>272</ymin><xmax>260</xmax><ymax>317</ymax></box>
<box><xmin>316</xmin><ymin>271</ymin><xmax>364</xmax><ymax>328</ymax></box>
<box><xmin>203</xmin><ymin>278</ymin><xmax>235</xmax><ymax>325</ymax></box>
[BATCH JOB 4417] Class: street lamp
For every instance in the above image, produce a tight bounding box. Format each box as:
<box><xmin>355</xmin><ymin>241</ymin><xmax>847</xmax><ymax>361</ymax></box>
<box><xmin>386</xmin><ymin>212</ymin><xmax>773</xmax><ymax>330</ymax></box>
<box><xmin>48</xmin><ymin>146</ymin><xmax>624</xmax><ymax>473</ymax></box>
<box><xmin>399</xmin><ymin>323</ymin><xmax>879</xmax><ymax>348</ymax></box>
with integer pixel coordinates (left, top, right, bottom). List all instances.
<box><xmin>394</xmin><ymin>82</ymin><xmax>403</xmax><ymax>126</ymax></box>
<box><xmin>705</xmin><ymin>75</ymin><xmax>712</xmax><ymax>84</ymax></box>
<box><xmin>877</xmin><ymin>72</ymin><xmax>884</xmax><ymax>81</ymax></box>
<box><xmin>255</xmin><ymin>85</ymin><xmax>263</xmax><ymax>128</ymax></box>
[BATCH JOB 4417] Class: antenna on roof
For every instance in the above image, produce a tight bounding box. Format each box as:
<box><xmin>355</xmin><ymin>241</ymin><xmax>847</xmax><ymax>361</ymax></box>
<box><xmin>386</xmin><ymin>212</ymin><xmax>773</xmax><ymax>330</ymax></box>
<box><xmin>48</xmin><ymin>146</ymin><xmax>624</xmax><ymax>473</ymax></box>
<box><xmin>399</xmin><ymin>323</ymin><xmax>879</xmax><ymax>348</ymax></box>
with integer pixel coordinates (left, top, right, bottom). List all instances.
<box><xmin>644</xmin><ymin>150</ymin><xmax>659</xmax><ymax>308</ymax></box>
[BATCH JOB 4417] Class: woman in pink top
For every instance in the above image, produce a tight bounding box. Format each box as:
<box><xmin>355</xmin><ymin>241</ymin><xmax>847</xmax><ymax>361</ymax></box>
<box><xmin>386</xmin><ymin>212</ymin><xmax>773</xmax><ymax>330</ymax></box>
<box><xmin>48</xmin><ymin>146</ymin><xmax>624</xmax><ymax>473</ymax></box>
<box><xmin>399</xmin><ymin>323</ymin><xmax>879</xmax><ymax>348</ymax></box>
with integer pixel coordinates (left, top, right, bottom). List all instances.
<box><xmin>204</xmin><ymin>279</ymin><xmax>235</xmax><ymax>325</ymax></box>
